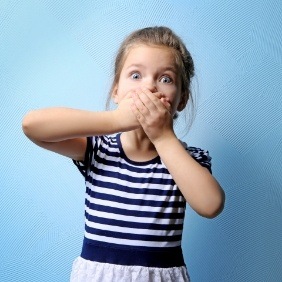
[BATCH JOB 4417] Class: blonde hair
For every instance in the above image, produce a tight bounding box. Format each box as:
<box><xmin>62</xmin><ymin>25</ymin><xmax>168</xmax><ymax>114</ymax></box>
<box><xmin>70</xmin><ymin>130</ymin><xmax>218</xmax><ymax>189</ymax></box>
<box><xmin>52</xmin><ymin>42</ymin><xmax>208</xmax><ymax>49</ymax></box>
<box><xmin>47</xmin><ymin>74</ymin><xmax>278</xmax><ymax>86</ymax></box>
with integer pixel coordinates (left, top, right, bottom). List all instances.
<box><xmin>107</xmin><ymin>26</ymin><xmax>195</xmax><ymax>124</ymax></box>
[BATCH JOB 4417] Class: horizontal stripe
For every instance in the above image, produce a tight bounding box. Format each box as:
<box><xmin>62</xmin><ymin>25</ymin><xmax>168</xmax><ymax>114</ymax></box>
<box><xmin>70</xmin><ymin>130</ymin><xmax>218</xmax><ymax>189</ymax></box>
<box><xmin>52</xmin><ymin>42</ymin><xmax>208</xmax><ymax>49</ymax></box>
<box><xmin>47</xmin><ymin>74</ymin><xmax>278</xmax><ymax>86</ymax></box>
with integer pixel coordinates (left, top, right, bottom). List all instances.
<box><xmin>90</xmin><ymin>160</ymin><xmax>171</xmax><ymax>179</ymax></box>
<box><xmin>93</xmin><ymin>153</ymin><xmax>166</xmax><ymax>173</ymax></box>
<box><xmin>85</xmin><ymin>223</ymin><xmax>182</xmax><ymax>241</ymax></box>
<box><xmin>86</xmin><ymin>180</ymin><xmax>182</xmax><ymax>196</ymax></box>
<box><xmin>85</xmin><ymin>200</ymin><xmax>185</xmax><ymax>219</ymax></box>
<box><xmin>85</xmin><ymin>218</ymin><xmax>182</xmax><ymax>236</ymax></box>
<box><xmin>85</xmin><ymin>213</ymin><xmax>184</xmax><ymax>231</ymax></box>
<box><xmin>89</xmin><ymin>166</ymin><xmax>175</xmax><ymax>185</ymax></box>
<box><xmin>86</xmin><ymin>187</ymin><xmax>184</xmax><ymax>206</ymax></box>
<box><xmin>86</xmin><ymin>194</ymin><xmax>185</xmax><ymax>212</ymax></box>
<box><xmin>85</xmin><ymin>225</ymin><xmax>181</xmax><ymax>242</ymax></box>
<box><xmin>84</xmin><ymin>231</ymin><xmax>181</xmax><ymax>248</ymax></box>
<box><xmin>85</xmin><ymin>207</ymin><xmax>184</xmax><ymax>225</ymax></box>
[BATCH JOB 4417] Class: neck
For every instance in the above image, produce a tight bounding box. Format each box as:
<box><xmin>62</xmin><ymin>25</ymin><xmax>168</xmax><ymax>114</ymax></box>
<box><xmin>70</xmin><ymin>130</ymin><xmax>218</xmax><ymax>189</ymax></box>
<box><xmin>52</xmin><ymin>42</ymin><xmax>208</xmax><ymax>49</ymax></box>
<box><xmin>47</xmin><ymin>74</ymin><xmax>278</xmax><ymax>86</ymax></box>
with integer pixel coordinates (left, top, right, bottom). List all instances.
<box><xmin>120</xmin><ymin>129</ymin><xmax>158</xmax><ymax>162</ymax></box>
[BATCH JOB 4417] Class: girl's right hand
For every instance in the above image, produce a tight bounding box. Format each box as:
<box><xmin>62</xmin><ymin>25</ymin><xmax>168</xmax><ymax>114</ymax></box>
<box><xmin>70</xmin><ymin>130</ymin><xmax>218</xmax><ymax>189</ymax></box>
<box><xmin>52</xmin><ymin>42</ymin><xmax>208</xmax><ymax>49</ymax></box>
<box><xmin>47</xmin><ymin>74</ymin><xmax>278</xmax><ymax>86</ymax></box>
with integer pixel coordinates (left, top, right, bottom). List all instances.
<box><xmin>113</xmin><ymin>91</ymin><xmax>141</xmax><ymax>131</ymax></box>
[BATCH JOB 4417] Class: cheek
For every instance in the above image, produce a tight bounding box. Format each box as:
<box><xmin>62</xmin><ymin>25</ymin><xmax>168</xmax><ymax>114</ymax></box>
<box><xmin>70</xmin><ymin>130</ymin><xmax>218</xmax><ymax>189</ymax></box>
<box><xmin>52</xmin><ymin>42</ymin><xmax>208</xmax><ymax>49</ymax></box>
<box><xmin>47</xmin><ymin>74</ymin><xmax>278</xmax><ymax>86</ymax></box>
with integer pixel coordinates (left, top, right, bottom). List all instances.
<box><xmin>115</xmin><ymin>89</ymin><xmax>126</xmax><ymax>102</ymax></box>
<box><xmin>118</xmin><ymin>80</ymin><xmax>140</xmax><ymax>97</ymax></box>
<box><xmin>114</xmin><ymin>80</ymin><xmax>127</xmax><ymax>99</ymax></box>
<box><xmin>171</xmin><ymin>91</ymin><xmax>183</xmax><ymax>113</ymax></box>
<box><xmin>114</xmin><ymin>83</ymin><xmax>135</xmax><ymax>103</ymax></box>
<box><xmin>160</xmin><ymin>85</ymin><xmax>180</xmax><ymax>101</ymax></box>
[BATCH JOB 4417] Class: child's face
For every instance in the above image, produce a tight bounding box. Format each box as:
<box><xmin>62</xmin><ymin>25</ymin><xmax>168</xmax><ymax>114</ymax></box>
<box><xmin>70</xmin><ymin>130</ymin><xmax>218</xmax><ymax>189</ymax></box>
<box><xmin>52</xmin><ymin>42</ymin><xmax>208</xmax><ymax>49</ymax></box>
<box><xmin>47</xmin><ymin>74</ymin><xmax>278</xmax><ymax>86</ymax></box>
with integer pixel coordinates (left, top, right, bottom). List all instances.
<box><xmin>113</xmin><ymin>45</ymin><xmax>183</xmax><ymax>115</ymax></box>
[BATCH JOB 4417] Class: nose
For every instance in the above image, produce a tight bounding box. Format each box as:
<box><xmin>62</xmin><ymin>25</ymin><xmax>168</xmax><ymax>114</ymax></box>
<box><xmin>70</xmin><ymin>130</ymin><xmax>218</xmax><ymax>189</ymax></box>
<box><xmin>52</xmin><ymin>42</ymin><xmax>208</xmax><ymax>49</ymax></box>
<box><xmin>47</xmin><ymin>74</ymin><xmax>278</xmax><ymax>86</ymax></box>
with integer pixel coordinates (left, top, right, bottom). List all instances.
<box><xmin>143</xmin><ymin>78</ymin><xmax>157</xmax><ymax>93</ymax></box>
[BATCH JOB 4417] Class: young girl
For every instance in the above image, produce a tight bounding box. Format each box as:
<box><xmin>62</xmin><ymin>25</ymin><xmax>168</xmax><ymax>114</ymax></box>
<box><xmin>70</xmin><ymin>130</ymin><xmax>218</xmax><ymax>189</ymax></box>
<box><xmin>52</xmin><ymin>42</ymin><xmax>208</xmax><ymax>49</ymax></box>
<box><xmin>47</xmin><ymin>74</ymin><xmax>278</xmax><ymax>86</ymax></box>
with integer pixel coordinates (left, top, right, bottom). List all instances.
<box><xmin>22</xmin><ymin>26</ymin><xmax>224</xmax><ymax>282</ymax></box>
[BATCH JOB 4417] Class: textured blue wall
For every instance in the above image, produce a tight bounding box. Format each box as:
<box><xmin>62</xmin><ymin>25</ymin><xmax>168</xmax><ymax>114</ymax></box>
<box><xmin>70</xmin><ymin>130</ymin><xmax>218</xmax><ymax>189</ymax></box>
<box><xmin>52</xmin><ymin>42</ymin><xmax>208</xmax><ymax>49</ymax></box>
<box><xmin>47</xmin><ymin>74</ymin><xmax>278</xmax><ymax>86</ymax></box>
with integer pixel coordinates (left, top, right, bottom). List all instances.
<box><xmin>1</xmin><ymin>1</ymin><xmax>281</xmax><ymax>281</ymax></box>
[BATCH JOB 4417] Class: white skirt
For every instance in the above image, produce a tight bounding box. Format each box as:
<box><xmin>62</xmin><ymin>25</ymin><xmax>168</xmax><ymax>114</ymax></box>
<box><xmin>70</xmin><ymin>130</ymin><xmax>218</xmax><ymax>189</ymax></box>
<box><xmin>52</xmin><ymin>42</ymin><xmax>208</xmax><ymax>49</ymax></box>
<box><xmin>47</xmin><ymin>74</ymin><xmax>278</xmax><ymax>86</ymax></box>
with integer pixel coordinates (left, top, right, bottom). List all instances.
<box><xmin>70</xmin><ymin>257</ymin><xmax>190</xmax><ymax>282</ymax></box>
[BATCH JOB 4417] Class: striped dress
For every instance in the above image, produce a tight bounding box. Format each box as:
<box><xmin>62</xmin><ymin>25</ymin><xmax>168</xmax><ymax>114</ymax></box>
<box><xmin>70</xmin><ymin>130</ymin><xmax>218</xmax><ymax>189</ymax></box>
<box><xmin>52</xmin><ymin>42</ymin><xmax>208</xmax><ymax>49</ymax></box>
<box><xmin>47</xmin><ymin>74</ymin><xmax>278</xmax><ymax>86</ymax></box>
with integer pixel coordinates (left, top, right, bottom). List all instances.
<box><xmin>70</xmin><ymin>133</ymin><xmax>212</xmax><ymax>282</ymax></box>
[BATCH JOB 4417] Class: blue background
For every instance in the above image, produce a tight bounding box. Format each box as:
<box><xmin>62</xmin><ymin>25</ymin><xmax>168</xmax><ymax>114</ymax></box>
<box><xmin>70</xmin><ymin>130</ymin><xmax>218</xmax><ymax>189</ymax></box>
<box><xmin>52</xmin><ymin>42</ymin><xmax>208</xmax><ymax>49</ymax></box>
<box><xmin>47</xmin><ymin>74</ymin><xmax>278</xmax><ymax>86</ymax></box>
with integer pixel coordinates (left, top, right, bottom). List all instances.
<box><xmin>1</xmin><ymin>1</ymin><xmax>282</xmax><ymax>281</ymax></box>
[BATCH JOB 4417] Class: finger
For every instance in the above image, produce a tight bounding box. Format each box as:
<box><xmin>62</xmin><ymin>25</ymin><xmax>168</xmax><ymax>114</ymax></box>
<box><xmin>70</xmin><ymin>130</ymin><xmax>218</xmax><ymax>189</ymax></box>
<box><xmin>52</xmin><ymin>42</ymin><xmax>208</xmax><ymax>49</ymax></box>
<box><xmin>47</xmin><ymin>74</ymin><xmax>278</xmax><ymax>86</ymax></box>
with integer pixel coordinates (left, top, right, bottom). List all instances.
<box><xmin>124</xmin><ymin>90</ymin><xmax>137</xmax><ymax>99</ymax></box>
<box><xmin>140</xmin><ymin>87</ymin><xmax>168</xmax><ymax>111</ymax></box>
<box><xmin>140</xmin><ymin>87</ymin><xmax>163</xmax><ymax>102</ymax></box>
<box><xmin>136</xmin><ymin>88</ymin><xmax>164</xmax><ymax>113</ymax></box>
<box><xmin>130</xmin><ymin>101</ymin><xmax>144</xmax><ymax>123</ymax></box>
<box><xmin>131</xmin><ymin>90</ymin><xmax>151</xmax><ymax>116</ymax></box>
<box><xmin>144</xmin><ymin>90</ymin><xmax>163</xmax><ymax>100</ymax></box>
<box><xmin>160</xmin><ymin>97</ymin><xmax>172</xmax><ymax>113</ymax></box>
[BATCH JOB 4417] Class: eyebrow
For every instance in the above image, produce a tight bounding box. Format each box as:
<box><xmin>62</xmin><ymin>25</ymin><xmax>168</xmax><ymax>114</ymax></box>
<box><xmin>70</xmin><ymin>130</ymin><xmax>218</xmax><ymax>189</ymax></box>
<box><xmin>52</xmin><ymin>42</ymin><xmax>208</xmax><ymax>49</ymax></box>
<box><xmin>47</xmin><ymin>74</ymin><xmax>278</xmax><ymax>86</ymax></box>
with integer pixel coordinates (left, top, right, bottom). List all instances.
<box><xmin>126</xmin><ymin>64</ymin><xmax>145</xmax><ymax>70</ymax></box>
<box><xmin>126</xmin><ymin>64</ymin><xmax>178</xmax><ymax>73</ymax></box>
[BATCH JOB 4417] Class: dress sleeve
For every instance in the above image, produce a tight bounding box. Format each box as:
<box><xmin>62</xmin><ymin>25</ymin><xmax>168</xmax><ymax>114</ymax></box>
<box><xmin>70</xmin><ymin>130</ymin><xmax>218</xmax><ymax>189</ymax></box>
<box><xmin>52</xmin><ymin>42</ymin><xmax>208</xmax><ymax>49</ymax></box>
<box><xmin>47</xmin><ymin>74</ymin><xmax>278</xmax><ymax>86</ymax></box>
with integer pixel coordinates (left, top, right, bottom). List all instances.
<box><xmin>72</xmin><ymin>136</ymin><xmax>95</xmax><ymax>178</ymax></box>
<box><xmin>187</xmin><ymin>146</ymin><xmax>212</xmax><ymax>174</ymax></box>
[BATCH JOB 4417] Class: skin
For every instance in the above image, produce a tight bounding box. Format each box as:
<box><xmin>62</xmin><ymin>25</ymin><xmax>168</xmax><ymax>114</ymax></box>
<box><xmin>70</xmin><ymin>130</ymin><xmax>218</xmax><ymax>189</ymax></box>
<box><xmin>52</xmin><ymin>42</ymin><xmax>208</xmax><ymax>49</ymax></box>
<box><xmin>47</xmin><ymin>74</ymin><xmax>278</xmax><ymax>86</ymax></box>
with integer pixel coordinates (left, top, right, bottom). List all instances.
<box><xmin>22</xmin><ymin>44</ymin><xmax>225</xmax><ymax>218</ymax></box>
<box><xmin>112</xmin><ymin>45</ymin><xmax>181</xmax><ymax>161</ymax></box>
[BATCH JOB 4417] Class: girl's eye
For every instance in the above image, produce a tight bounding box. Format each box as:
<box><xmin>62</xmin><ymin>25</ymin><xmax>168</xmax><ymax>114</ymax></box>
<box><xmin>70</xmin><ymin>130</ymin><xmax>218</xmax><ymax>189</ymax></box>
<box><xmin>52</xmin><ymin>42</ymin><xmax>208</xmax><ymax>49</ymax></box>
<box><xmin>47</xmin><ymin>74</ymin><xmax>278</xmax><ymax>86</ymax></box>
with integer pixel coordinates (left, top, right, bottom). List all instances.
<box><xmin>160</xmin><ymin>76</ymin><xmax>172</xmax><ymax>83</ymax></box>
<box><xmin>131</xmin><ymin>72</ymin><xmax>141</xmax><ymax>80</ymax></box>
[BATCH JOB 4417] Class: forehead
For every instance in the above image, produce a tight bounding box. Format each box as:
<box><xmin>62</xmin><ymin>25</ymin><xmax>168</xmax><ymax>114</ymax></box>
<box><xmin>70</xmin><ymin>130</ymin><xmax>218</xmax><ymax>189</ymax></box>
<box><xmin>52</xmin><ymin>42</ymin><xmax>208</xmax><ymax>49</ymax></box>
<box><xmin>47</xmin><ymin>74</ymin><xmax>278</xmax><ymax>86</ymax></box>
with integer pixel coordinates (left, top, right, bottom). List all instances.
<box><xmin>123</xmin><ymin>44</ymin><xmax>178</xmax><ymax>69</ymax></box>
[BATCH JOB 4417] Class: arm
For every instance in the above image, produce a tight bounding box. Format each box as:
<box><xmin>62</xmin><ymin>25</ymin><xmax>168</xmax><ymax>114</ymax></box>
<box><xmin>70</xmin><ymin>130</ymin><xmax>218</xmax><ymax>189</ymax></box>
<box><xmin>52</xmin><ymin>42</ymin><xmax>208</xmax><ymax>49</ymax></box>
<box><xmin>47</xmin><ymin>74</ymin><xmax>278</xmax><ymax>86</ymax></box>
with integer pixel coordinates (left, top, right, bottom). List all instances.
<box><xmin>131</xmin><ymin>88</ymin><xmax>225</xmax><ymax>218</ymax></box>
<box><xmin>154</xmin><ymin>135</ymin><xmax>224</xmax><ymax>218</ymax></box>
<box><xmin>22</xmin><ymin>95</ymin><xmax>139</xmax><ymax>160</ymax></box>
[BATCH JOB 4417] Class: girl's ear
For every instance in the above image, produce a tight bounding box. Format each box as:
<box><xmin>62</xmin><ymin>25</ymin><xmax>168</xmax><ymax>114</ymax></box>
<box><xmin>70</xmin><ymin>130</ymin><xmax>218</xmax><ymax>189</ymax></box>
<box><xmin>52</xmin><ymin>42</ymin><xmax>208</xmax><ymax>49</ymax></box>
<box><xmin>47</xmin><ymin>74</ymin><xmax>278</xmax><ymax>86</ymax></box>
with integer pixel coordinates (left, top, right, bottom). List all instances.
<box><xmin>112</xmin><ymin>85</ymin><xmax>119</xmax><ymax>104</ymax></box>
<box><xmin>177</xmin><ymin>91</ymin><xmax>189</xmax><ymax>112</ymax></box>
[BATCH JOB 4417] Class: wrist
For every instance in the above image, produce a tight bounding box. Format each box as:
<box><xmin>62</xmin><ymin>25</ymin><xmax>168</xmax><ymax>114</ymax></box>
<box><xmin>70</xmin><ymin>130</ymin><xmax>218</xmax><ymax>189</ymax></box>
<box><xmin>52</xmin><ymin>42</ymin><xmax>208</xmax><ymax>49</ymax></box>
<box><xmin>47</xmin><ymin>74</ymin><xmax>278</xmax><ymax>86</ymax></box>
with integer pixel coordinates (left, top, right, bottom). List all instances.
<box><xmin>112</xmin><ymin>109</ymin><xmax>139</xmax><ymax>132</ymax></box>
<box><xmin>152</xmin><ymin>131</ymin><xmax>178</xmax><ymax>150</ymax></box>
<box><xmin>111</xmin><ymin>109</ymin><xmax>124</xmax><ymax>131</ymax></box>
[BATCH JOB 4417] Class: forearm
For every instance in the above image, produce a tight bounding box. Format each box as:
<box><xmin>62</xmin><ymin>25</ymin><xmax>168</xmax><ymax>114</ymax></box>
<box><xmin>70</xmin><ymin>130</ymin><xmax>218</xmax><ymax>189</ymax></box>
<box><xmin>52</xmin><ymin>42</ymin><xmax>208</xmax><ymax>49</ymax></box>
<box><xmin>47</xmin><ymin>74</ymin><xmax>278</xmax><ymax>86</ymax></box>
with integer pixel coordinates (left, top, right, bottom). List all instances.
<box><xmin>22</xmin><ymin>107</ymin><xmax>126</xmax><ymax>142</ymax></box>
<box><xmin>154</xmin><ymin>134</ymin><xmax>224</xmax><ymax>218</ymax></box>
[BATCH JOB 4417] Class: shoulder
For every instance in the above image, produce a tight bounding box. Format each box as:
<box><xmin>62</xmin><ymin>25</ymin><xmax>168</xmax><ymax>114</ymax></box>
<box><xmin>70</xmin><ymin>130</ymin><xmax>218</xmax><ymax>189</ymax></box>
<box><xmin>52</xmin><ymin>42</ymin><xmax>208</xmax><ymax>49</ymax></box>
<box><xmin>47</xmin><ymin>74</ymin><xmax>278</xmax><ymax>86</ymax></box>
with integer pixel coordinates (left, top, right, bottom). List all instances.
<box><xmin>73</xmin><ymin>134</ymin><xmax>119</xmax><ymax>177</ymax></box>
<box><xmin>87</xmin><ymin>134</ymin><xmax>119</xmax><ymax>149</ymax></box>
<box><xmin>181</xmin><ymin>141</ymin><xmax>212</xmax><ymax>173</ymax></box>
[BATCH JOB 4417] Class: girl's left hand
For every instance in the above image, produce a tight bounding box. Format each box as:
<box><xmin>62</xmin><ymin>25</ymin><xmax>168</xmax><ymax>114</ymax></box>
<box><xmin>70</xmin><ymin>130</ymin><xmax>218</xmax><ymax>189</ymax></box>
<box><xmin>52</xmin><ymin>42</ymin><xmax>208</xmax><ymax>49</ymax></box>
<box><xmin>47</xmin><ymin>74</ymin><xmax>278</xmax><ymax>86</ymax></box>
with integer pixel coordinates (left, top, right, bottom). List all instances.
<box><xmin>130</xmin><ymin>87</ymin><xmax>175</xmax><ymax>143</ymax></box>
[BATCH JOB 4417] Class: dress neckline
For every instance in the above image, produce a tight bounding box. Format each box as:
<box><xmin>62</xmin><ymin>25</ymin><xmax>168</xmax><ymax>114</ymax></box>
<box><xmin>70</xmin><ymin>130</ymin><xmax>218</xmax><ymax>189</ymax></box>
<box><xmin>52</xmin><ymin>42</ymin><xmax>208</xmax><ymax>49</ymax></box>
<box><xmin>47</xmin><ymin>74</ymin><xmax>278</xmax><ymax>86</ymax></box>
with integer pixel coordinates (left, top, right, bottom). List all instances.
<box><xmin>116</xmin><ymin>133</ymin><xmax>161</xmax><ymax>166</ymax></box>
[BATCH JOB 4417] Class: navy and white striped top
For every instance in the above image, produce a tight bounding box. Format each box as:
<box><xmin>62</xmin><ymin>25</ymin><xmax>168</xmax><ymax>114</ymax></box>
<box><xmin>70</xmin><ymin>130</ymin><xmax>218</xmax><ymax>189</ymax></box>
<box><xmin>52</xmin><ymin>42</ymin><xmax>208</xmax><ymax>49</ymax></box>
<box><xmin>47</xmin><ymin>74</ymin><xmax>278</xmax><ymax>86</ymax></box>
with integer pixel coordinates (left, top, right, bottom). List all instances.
<box><xmin>73</xmin><ymin>133</ymin><xmax>212</xmax><ymax>268</ymax></box>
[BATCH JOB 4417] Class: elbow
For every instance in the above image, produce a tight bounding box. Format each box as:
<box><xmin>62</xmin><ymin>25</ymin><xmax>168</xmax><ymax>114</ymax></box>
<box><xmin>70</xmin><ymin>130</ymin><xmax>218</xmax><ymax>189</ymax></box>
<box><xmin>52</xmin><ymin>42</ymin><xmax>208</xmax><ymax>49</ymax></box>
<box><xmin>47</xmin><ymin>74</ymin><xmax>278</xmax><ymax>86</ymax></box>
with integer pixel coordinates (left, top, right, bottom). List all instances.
<box><xmin>22</xmin><ymin>112</ymin><xmax>32</xmax><ymax>137</ymax></box>
<box><xmin>22</xmin><ymin>111</ymin><xmax>37</xmax><ymax>139</ymax></box>
<box><xmin>200</xmin><ymin>188</ymin><xmax>226</xmax><ymax>219</ymax></box>
<box><xmin>22</xmin><ymin>113</ymin><xmax>30</xmax><ymax>137</ymax></box>
<box><xmin>203</xmin><ymin>201</ymin><xmax>225</xmax><ymax>219</ymax></box>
